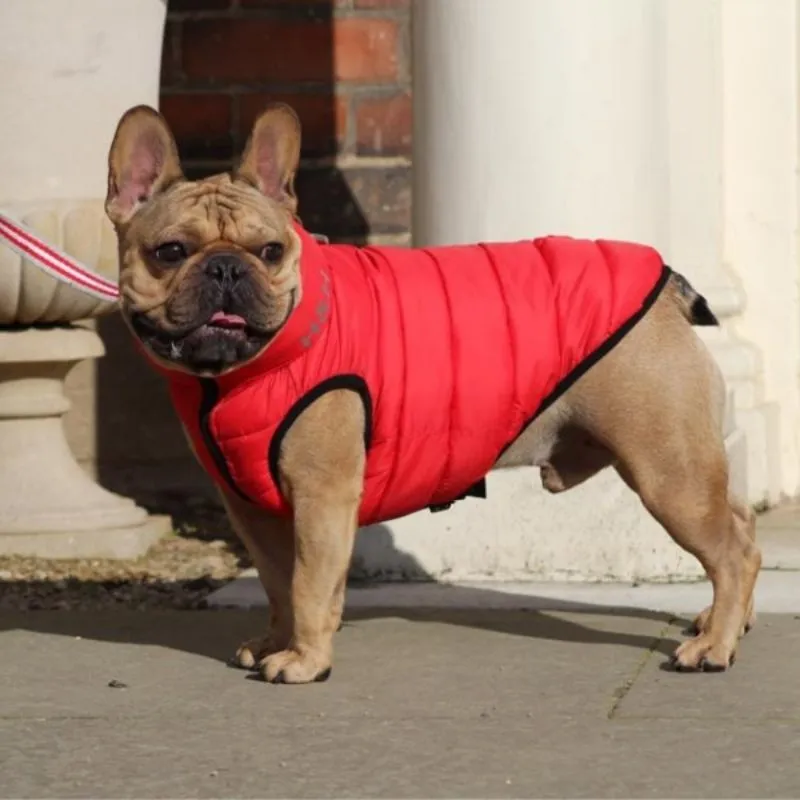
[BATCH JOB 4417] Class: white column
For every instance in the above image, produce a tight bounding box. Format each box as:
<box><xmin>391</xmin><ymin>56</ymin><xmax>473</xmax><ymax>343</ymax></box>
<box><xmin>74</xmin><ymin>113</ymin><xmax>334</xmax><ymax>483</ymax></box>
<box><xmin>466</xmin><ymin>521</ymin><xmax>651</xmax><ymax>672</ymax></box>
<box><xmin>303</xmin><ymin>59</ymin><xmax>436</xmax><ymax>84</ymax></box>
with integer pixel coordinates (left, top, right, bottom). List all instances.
<box><xmin>719</xmin><ymin>0</ymin><xmax>800</xmax><ymax>500</ymax></box>
<box><xmin>411</xmin><ymin>0</ymin><xmax>781</xmax><ymax>507</ymax></box>
<box><xmin>413</xmin><ymin>0</ymin><xmax>670</xmax><ymax>252</ymax></box>
<box><xmin>664</xmin><ymin>0</ymin><xmax>781</xmax><ymax>504</ymax></box>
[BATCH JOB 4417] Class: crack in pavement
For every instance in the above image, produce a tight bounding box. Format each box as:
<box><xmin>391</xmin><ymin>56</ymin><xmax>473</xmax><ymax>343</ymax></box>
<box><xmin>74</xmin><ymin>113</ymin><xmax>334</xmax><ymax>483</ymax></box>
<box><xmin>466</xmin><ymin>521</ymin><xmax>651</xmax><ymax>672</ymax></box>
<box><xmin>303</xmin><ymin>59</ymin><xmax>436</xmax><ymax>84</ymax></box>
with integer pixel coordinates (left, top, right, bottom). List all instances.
<box><xmin>607</xmin><ymin>617</ymin><xmax>677</xmax><ymax>719</ymax></box>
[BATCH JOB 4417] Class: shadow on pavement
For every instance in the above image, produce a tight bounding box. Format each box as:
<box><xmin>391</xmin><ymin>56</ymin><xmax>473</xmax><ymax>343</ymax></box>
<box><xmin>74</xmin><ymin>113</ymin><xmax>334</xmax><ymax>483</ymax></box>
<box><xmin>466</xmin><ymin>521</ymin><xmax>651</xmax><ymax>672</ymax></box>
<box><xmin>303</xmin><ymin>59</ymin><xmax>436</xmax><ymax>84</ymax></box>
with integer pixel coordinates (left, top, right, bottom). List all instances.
<box><xmin>0</xmin><ymin>523</ymin><xmax>689</xmax><ymax>667</ymax></box>
<box><xmin>0</xmin><ymin>604</ymin><xmax>684</xmax><ymax>667</ymax></box>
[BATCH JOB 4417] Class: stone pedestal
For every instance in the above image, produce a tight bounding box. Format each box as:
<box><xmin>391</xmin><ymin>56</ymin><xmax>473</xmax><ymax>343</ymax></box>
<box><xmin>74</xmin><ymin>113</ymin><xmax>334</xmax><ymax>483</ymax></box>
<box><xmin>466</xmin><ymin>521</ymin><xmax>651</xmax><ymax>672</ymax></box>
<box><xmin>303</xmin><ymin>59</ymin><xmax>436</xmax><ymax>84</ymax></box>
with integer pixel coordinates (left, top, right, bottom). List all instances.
<box><xmin>0</xmin><ymin>327</ymin><xmax>170</xmax><ymax>558</ymax></box>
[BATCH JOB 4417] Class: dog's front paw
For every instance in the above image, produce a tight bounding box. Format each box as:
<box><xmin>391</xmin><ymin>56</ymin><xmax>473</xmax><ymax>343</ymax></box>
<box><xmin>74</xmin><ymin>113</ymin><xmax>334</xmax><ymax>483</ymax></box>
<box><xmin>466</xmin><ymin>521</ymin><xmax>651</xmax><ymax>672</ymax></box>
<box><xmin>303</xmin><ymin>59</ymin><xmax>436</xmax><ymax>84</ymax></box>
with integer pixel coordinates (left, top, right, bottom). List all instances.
<box><xmin>691</xmin><ymin>602</ymin><xmax>756</xmax><ymax>638</ymax></box>
<box><xmin>230</xmin><ymin>635</ymin><xmax>285</xmax><ymax>671</ymax></box>
<box><xmin>669</xmin><ymin>633</ymin><xmax>736</xmax><ymax>672</ymax></box>
<box><xmin>260</xmin><ymin>648</ymin><xmax>332</xmax><ymax>684</ymax></box>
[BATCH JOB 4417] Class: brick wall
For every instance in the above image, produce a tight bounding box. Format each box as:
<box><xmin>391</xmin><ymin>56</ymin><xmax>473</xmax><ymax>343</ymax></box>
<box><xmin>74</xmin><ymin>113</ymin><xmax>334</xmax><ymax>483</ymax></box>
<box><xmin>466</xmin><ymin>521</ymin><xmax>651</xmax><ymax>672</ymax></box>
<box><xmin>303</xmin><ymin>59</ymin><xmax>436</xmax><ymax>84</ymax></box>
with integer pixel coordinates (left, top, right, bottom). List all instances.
<box><xmin>160</xmin><ymin>0</ymin><xmax>412</xmax><ymax>245</ymax></box>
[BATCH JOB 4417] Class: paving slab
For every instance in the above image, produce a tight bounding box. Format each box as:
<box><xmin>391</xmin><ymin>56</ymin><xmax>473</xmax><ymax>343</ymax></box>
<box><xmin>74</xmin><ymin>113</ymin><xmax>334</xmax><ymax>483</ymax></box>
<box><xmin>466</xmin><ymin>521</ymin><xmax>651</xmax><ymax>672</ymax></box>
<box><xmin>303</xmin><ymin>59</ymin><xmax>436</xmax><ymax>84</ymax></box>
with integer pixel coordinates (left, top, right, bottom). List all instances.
<box><xmin>209</xmin><ymin>569</ymin><xmax>800</xmax><ymax>613</ymax></box>
<box><xmin>3</xmin><ymin>713</ymin><xmax>800</xmax><ymax>799</ymax></box>
<box><xmin>613</xmin><ymin>614</ymin><xmax>800</xmax><ymax>722</ymax></box>
<box><xmin>0</xmin><ymin>609</ymin><xmax>668</xmax><ymax>725</ymax></box>
<box><xmin>1</xmin><ymin>608</ymin><xmax>799</xmax><ymax>797</ymax></box>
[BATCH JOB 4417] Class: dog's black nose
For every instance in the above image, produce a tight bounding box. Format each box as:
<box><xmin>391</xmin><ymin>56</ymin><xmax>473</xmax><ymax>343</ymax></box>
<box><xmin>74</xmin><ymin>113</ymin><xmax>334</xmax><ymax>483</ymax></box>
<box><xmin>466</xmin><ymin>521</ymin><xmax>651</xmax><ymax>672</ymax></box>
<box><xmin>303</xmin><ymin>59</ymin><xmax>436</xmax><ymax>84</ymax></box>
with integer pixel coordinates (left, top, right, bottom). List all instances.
<box><xmin>205</xmin><ymin>253</ymin><xmax>246</xmax><ymax>283</ymax></box>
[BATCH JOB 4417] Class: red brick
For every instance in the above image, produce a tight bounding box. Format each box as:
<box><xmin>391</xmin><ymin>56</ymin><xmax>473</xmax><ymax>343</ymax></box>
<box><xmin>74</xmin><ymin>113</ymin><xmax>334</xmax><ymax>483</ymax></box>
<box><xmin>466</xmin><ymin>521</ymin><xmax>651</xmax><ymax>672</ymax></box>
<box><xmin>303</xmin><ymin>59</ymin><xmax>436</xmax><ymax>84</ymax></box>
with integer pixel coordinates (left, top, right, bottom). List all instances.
<box><xmin>183</xmin><ymin>161</ymin><xmax>236</xmax><ymax>180</ymax></box>
<box><xmin>355</xmin><ymin>92</ymin><xmax>411</xmax><ymax>155</ymax></box>
<box><xmin>160</xmin><ymin>20</ymin><xmax>181</xmax><ymax>86</ymax></box>
<box><xmin>239</xmin><ymin>0</ymin><xmax>347</xmax><ymax>7</ymax></box>
<box><xmin>354</xmin><ymin>0</ymin><xmax>409</xmax><ymax>7</ymax></box>
<box><xmin>182</xmin><ymin>19</ymin><xmax>332</xmax><ymax>82</ymax></box>
<box><xmin>169</xmin><ymin>0</ymin><xmax>231</xmax><ymax>10</ymax></box>
<box><xmin>239</xmin><ymin>93</ymin><xmax>348</xmax><ymax>156</ymax></box>
<box><xmin>159</xmin><ymin>94</ymin><xmax>233</xmax><ymax>160</ymax></box>
<box><xmin>345</xmin><ymin>164</ymin><xmax>410</xmax><ymax>232</ymax></box>
<box><xmin>182</xmin><ymin>17</ymin><xmax>398</xmax><ymax>82</ymax></box>
<box><xmin>334</xmin><ymin>18</ymin><xmax>399</xmax><ymax>81</ymax></box>
<box><xmin>295</xmin><ymin>164</ymin><xmax>410</xmax><ymax>237</ymax></box>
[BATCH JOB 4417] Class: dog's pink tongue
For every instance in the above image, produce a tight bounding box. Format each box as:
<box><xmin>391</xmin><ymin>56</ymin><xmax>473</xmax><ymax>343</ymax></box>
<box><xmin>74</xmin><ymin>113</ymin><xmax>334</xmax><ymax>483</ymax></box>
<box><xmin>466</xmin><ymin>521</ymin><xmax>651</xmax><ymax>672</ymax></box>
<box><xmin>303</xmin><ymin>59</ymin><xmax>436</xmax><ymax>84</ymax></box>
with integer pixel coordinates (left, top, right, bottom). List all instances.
<box><xmin>209</xmin><ymin>311</ymin><xmax>247</xmax><ymax>329</ymax></box>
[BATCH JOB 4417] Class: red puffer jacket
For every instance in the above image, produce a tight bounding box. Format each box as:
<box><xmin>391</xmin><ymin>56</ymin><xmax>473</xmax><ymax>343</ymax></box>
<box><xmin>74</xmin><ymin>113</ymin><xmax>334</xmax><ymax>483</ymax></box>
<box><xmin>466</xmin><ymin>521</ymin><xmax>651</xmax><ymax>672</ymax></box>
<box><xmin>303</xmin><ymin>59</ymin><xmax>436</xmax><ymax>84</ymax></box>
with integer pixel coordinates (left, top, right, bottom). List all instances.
<box><xmin>158</xmin><ymin>224</ymin><xmax>669</xmax><ymax>525</ymax></box>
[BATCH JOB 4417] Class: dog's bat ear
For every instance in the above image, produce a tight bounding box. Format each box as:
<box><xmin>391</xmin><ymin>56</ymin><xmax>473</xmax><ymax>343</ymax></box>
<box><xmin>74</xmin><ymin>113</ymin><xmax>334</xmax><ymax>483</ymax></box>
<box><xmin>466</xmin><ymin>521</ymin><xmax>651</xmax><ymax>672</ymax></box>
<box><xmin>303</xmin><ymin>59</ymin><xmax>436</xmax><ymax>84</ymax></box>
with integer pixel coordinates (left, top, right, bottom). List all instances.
<box><xmin>236</xmin><ymin>103</ymin><xmax>301</xmax><ymax>213</ymax></box>
<box><xmin>105</xmin><ymin>105</ymin><xmax>184</xmax><ymax>226</ymax></box>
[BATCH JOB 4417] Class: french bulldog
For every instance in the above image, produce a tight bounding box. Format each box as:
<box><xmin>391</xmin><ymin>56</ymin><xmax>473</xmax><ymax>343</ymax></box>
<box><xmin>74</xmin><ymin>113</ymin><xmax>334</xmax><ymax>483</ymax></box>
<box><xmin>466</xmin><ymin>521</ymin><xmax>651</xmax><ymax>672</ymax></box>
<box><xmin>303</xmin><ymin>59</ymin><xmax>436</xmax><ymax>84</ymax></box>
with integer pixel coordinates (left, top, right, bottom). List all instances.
<box><xmin>105</xmin><ymin>103</ymin><xmax>761</xmax><ymax>684</ymax></box>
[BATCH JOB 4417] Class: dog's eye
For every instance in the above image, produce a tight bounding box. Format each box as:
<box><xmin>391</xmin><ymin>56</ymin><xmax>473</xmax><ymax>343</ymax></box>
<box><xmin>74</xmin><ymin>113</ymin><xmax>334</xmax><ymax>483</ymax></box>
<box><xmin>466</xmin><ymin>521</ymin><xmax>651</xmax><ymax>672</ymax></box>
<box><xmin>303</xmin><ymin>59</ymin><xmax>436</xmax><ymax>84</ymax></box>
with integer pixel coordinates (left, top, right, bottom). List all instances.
<box><xmin>260</xmin><ymin>242</ymin><xmax>285</xmax><ymax>264</ymax></box>
<box><xmin>153</xmin><ymin>241</ymin><xmax>188</xmax><ymax>265</ymax></box>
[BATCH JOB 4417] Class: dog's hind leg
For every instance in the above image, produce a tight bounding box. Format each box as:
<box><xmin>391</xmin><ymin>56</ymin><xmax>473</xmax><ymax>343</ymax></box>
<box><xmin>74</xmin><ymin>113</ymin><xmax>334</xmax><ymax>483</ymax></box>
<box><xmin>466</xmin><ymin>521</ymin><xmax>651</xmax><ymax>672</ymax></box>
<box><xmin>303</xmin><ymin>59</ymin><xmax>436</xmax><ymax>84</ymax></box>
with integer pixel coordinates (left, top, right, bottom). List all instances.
<box><xmin>691</xmin><ymin>495</ymin><xmax>757</xmax><ymax>638</ymax></box>
<box><xmin>564</xmin><ymin>290</ymin><xmax>761</xmax><ymax>670</ymax></box>
<box><xmin>616</xmin><ymin>445</ymin><xmax>760</xmax><ymax>670</ymax></box>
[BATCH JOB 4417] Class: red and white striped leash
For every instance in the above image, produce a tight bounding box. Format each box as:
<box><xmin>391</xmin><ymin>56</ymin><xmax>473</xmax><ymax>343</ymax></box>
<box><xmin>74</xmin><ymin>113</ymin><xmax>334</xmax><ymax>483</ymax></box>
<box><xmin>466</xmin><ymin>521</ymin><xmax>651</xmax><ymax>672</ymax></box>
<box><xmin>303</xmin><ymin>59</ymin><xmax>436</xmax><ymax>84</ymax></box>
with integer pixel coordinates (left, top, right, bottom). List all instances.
<box><xmin>0</xmin><ymin>210</ymin><xmax>332</xmax><ymax>306</ymax></box>
<box><xmin>0</xmin><ymin>209</ymin><xmax>120</xmax><ymax>303</ymax></box>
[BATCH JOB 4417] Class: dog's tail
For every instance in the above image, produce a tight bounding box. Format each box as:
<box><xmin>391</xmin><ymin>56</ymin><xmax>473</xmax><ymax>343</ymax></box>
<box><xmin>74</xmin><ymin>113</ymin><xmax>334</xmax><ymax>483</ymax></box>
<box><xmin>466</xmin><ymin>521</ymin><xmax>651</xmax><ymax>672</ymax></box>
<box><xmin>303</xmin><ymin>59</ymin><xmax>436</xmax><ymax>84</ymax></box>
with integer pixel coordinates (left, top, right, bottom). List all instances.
<box><xmin>667</xmin><ymin>269</ymin><xmax>719</xmax><ymax>327</ymax></box>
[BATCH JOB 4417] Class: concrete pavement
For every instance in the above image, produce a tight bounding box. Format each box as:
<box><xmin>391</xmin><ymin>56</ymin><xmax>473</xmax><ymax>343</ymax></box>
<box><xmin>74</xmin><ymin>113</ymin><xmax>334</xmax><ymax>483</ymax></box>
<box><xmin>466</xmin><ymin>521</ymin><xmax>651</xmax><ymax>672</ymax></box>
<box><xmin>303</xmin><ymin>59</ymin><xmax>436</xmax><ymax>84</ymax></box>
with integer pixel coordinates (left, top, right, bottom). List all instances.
<box><xmin>209</xmin><ymin>568</ymin><xmax>800</xmax><ymax>615</ymax></box>
<box><xmin>2</xmin><ymin>579</ymin><xmax>800</xmax><ymax>798</ymax></box>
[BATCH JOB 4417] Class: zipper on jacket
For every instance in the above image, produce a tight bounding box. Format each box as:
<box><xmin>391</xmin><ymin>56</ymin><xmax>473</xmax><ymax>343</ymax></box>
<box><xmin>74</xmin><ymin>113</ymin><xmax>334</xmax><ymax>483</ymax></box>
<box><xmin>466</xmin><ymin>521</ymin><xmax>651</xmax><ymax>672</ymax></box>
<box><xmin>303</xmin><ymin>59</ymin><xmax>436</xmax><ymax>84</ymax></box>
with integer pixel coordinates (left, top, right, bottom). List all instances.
<box><xmin>198</xmin><ymin>378</ymin><xmax>249</xmax><ymax>500</ymax></box>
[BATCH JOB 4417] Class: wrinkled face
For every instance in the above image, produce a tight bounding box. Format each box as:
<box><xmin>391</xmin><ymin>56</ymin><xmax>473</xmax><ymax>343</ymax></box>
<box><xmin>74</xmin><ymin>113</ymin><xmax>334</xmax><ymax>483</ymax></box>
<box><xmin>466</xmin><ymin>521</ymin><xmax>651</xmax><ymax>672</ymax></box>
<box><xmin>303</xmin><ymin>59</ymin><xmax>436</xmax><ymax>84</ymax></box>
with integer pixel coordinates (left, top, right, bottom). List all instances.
<box><xmin>117</xmin><ymin>175</ymin><xmax>301</xmax><ymax>374</ymax></box>
<box><xmin>105</xmin><ymin>103</ymin><xmax>303</xmax><ymax>375</ymax></box>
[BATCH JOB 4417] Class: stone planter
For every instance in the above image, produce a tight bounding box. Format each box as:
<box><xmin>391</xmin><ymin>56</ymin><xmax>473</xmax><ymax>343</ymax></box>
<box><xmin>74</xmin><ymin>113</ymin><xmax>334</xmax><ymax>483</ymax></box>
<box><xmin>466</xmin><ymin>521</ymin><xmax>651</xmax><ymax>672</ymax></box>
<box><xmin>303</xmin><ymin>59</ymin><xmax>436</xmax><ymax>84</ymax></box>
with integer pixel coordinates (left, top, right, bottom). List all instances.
<box><xmin>0</xmin><ymin>0</ymin><xmax>167</xmax><ymax>208</ymax></box>
<box><xmin>0</xmin><ymin>0</ymin><xmax>171</xmax><ymax>558</ymax></box>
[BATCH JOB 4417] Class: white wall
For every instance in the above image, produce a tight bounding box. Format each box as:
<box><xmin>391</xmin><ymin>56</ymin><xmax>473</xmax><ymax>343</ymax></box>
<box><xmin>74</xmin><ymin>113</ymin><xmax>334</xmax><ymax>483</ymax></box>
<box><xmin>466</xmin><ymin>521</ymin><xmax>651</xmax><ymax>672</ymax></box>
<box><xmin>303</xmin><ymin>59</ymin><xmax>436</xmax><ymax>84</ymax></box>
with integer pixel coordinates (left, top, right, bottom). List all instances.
<box><xmin>721</xmin><ymin>0</ymin><xmax>800</xmax><ymax>499</ymax></box>
<box><xmin>413</xmin><ymin>0</ymin><xmax>670</xmax><ymax>251</ymax></box>
<box><xmin>413</xmin><ymin>0</ymin><xmax>796</xmax><ymax>508</ymax></box>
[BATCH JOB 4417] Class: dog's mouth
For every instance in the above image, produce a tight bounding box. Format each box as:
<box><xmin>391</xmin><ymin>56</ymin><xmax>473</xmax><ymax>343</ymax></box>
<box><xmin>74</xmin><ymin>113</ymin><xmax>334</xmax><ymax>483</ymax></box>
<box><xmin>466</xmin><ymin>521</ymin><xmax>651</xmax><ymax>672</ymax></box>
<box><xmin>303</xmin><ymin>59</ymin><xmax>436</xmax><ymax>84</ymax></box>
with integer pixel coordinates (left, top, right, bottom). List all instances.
<box><xmin>130</xmin><ymin>291</ymin><xmax>296</xmax><ymax>375</ymax></box>
<box><xmin>193</xmin><ymin>310</ymin><xmax>253</xmax><ymax>344</ymax></box>
<box><xmin>207</xmin><ymin>311</ymin><xmax>248</xmax><ymax>330</ymax></box>
<box><xmin>136</xmin><ymin>314</ymin><xmax>275</xmax><ymax>374</ymax></box>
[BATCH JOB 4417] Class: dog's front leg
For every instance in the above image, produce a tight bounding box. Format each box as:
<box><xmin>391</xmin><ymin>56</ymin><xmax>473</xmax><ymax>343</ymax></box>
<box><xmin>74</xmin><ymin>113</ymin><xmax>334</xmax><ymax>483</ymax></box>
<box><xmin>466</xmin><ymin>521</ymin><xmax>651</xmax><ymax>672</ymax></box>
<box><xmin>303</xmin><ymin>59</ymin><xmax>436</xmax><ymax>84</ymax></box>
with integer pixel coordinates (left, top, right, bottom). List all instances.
<box><xmin>221</xmin><ymin>491</ymin><xmax>296</xmax><ymax>670</ymax></box>
<box><xmin>260</xmin><ymin>388</ymin><xmax>366</xmax><ymax>684</ymax></box>
<box><xmin>259</xmin><ymin>497</ymin><xmax>359</xmax><ymax>684</ymax></box>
